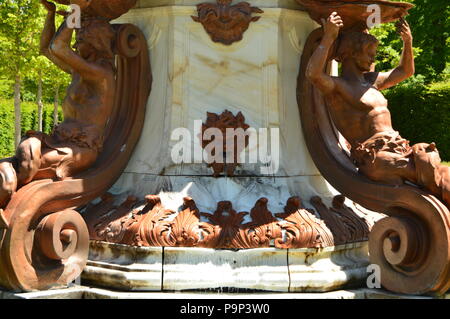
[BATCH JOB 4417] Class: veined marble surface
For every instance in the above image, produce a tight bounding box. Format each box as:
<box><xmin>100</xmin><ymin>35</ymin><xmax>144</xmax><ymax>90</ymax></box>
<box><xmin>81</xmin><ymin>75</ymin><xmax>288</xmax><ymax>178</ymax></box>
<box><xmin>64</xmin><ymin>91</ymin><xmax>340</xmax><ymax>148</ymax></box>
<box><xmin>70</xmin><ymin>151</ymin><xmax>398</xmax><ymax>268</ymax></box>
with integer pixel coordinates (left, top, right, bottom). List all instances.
<box><xmin>109</xmin><ymin>6</ymin><xmax>339</xmax><ymax>211</ymax></box>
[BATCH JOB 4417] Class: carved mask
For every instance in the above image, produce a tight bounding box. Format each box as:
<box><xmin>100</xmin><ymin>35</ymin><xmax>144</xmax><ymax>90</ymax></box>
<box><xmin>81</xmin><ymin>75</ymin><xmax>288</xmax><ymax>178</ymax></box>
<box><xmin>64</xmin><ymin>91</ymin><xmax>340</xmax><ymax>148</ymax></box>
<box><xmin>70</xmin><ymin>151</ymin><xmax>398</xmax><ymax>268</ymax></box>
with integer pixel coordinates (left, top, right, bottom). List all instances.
<box><xmin>192</xmin><ymin>0</ymin><xmax>263</xmax><ymax>45</ymax></box>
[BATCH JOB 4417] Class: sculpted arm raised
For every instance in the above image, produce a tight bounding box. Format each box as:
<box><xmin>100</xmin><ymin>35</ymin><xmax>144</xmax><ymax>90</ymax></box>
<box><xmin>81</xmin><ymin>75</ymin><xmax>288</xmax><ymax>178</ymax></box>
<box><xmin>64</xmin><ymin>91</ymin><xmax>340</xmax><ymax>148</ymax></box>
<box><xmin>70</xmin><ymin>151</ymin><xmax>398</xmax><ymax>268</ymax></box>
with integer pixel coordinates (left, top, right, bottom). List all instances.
<box><xmin>40</xmin><ymin>0</ymin><xmax>72</xmax><ymax>74</ymax></box>
<box><xmin>372</xmin><ymin>18</ymin><xmax>415</xmax><ymax>90</ymax></box>
<box><xmin>50</xmin><ymin>20</ymin><xmax>109</xmax><ymax>82</ymax></box>
<box><xmin>306</xmin><ymin>12</ymin><xmax>343</xmax><ymax>95</ymax></box>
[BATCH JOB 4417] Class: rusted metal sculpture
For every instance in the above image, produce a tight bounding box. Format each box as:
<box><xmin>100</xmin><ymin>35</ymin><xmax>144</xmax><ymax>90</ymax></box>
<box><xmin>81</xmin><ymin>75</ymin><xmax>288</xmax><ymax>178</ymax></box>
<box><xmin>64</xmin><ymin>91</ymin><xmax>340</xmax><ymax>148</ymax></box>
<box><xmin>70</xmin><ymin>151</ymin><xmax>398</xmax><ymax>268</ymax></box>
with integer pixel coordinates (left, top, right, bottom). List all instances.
<box><xmin>297</xmin><ymin>0</ymin><xmax>413</xmax><ymax>31</ymax></box>
<box><xmin>200</xmin><ymin>110</ymin><xmax>250</xmax><ymax>177</ymax></box>
<box><xmin>297</xmin><ymin>0</ymin><xmax>450</xmax><ymax>295</ymax></box>
<box><xmin>0</xmin><ymin>0</ymin><xmax>151</xmax><ymax>291</ymax></box>
<box><xmin>192</xmin><ymin>0</ymin><xmax>263</xmax><ymax>45</ymax></box>
<box><xmin>85</xmin><ymin>193</ymin><xmax>378</xmax><ymax>249</ymax></box>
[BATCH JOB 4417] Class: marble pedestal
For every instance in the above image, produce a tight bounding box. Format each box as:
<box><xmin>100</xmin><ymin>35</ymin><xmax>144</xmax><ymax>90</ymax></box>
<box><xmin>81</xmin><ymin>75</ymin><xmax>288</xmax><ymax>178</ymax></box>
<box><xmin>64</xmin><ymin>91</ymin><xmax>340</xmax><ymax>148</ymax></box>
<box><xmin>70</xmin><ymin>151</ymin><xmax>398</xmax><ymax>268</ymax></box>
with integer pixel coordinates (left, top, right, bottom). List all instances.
<box><xmin>77</xmin><ymin>1</ymin><xmax>384</xmax><ymax>294</ymax></box>
<box><xmin>108</xmin><ymin>1</ymin><xmax>339</xmax><ymax>214</ymax></box>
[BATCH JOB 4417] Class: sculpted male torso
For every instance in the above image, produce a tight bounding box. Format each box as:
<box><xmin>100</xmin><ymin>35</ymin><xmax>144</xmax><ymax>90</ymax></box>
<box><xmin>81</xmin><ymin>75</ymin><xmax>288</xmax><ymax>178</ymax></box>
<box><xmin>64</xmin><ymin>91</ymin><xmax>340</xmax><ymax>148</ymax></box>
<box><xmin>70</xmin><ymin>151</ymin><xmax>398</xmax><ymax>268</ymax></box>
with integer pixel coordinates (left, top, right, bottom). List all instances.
<box><xmin>0</xmin><ymin>0</ymin><xmax>116</xmax><ymax>207</ymax></box>
<box><xmin>306</xmin><ymin>12</ymin><xmax>449</xmax><ymax>207</ymax></box>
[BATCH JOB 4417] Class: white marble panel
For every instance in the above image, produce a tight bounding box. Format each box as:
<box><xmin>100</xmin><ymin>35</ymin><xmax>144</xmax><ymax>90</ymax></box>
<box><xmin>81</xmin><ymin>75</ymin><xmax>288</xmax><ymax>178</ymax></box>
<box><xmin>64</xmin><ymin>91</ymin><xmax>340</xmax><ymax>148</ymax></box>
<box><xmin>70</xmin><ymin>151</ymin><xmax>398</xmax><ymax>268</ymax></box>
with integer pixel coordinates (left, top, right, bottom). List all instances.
<box><xmin>114</xmin><ymin>7</ymin><xmax>323</xmax><ymax>178</ymax></box>
<box><xmin>163</xmin><ymin>247</ymin><xmax>290</xmax><ymax>292</ymax></box>
<box><xmin>82</xmin><ymin>242</ymin><xmax>163</xmax><ymax>291</ymax></box>
<box><xmin>288</xmin><ymin>242</ymin><xmax>371</xmax><ymax>292</ymax></box>
<box><xmin>79</xmin><ymin>242</ymin><xmax>372</xmax><ymax>293</ymax></box>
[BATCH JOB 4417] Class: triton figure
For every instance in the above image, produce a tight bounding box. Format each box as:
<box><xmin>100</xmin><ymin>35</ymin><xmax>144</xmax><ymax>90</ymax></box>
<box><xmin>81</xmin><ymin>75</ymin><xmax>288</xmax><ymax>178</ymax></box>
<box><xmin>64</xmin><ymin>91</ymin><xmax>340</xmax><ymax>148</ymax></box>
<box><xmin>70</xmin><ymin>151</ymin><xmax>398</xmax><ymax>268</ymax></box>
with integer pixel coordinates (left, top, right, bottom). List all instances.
<box><xmin>0</xmin><ymin>0</ymin><xmax>116</xmax><ymax>207</ymax></box>
<box><xmin>306</xmin><ymin>12</ymin><xmax>449</xmax><ymax>208</ymax></box>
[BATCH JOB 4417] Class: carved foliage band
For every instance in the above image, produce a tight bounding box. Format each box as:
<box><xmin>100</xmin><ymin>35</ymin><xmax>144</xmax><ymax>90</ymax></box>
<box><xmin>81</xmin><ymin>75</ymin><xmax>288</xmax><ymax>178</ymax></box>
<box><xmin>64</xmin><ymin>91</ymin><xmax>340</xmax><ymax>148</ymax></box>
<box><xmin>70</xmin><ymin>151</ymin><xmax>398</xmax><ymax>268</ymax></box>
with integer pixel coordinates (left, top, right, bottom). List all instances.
<box><xmin>84</xmin><ymin>193</ymin><xmax>380</xmax><ymax>249</ymax></box>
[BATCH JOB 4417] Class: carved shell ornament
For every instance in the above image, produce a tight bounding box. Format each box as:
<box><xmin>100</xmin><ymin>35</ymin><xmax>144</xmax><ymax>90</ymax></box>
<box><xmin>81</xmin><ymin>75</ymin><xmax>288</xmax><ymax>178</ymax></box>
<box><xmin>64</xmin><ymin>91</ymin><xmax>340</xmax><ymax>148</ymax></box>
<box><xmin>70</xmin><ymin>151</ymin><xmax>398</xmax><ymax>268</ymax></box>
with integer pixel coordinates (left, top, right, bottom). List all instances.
<box><xmin>192</xmin><ymin>0</ymin><xmax>264</xmax><ymax>45</ymax></box>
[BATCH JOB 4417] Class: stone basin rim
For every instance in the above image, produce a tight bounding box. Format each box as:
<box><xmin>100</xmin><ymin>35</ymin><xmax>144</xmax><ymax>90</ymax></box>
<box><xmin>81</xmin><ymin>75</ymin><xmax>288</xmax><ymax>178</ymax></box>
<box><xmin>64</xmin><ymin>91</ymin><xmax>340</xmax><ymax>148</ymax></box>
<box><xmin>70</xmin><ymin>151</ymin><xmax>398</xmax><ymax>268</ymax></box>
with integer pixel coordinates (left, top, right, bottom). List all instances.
<box><xmin>89</xmin><ymin>240</ymin><xmax>368</xmax><ymax>254</ymax></box>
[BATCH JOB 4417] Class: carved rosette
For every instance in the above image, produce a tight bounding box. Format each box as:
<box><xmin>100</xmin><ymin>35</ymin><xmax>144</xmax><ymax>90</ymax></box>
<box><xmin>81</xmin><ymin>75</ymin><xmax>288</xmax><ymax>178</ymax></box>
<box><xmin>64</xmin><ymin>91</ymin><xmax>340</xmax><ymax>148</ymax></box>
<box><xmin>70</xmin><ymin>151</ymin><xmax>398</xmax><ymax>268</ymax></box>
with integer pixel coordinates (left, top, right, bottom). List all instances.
<box><xmin>192</xmin><ymin>0</ymin><xmax>264</xmax><ymax>45</ymax></box>
<box><xmin>84</xmin><ymin>193</ymin><xmax>381</xmax><ymax>249</ymax></box>
<box><xmin>200</xmin><ymin>110</ymin><xmax>250</xmax><ymax>177</ymax></box>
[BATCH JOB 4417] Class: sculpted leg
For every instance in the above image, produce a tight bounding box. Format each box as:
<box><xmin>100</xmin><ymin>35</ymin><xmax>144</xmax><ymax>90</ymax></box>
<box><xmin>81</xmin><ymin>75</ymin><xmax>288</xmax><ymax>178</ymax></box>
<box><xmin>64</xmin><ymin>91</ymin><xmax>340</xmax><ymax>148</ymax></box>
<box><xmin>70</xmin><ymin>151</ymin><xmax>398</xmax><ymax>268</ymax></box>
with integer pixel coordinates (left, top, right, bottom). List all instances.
<box><xmin>0</xmin><ymin>159</ymin><xmax>18</xmax><ymax>208</ymax></box>
<box><xmin>412</xmin><ymin>143</ymin><xmax>450</xmax><ymax>207</ymax></box>
<box><xmin>38</xmin><ymin>143</ymin><xmax>98</xmax><ymax>181</ymax></box>
<box><xmin>439</xmin><ymin>165</ymin><xmax>450</xmax><ymax>207</ymax></box>
<box><xmin>1</xmin><ymin>133</ymin><xmax>99</xmax><ymax>209</ymax></box>
<box><xmin>15</xmin><ymin>136</ymin><xmax>43</xmax><ymax>186</ymax></box>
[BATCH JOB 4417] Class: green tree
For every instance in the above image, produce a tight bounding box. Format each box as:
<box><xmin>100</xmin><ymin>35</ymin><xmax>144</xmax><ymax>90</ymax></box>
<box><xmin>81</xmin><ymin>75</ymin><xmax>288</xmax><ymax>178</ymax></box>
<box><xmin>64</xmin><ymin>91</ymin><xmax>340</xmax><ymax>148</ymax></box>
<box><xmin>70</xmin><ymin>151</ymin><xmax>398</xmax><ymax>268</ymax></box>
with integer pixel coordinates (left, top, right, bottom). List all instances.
<box><xmin>371</xmin><ymin>0</ymin><xmax>450</xmax><ymax>82</ymax></box>
<box><xmin>0</xmin><ymin>0</ymin><xmax>41</xmax><ymax>148</ymax></box>
<box><xmin>407</xmin><ymin>0</ymin><xmax>450</xmax><ymax>81</ymax></box>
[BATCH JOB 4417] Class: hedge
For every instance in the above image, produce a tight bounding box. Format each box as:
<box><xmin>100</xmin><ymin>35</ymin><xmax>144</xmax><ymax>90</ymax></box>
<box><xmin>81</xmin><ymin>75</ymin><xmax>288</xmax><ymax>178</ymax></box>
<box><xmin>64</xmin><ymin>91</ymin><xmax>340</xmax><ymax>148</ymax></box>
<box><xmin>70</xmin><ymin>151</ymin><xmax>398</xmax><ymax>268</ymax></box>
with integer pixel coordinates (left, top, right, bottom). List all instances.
<box><xmin>0</xmin><ymin>99</ymin><xmax>63</xmax><ymax>158</ymax></box>
<box><xmin>386</xmin><ymin>81</ymin><xmax>450</xmax><ymax>161</ymax></box>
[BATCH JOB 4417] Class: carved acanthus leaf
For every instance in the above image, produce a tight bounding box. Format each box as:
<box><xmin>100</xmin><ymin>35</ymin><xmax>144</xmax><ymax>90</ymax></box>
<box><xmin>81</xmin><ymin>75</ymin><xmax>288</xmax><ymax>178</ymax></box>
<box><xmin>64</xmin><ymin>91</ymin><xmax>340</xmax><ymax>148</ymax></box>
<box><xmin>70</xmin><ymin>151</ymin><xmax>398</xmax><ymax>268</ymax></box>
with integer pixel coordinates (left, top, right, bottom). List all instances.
<box><xmin>84</xmin><ymin>194</ymin><xmax>380</xmax><ymax>249</ymax></box>
<box><xmin>275</xmin><ymin>197</ymin><xmax>335</xmax><ymax>248</ymax></box>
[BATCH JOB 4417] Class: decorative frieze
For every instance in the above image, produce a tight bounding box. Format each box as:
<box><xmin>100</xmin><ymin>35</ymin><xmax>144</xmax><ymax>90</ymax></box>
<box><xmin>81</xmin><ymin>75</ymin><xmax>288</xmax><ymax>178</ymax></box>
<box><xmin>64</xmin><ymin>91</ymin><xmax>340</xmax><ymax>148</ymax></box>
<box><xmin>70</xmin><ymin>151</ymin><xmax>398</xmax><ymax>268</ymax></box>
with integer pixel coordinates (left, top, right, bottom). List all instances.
<box><xmin>84</xmin><ymin>193</ymin><xmax>381</xmax><ymax>249</ymax></box>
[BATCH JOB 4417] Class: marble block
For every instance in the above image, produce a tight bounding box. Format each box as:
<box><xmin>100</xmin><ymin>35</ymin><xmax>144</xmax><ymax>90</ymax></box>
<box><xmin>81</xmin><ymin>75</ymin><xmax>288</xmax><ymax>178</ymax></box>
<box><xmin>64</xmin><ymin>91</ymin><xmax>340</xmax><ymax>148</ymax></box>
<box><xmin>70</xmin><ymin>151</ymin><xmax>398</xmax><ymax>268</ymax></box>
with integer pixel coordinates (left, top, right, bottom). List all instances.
<box><xmin>288</xmin><ymin>242</ymin><xmax>371</xmax><ymax>292</ymax></box>
<box><xmin>82</xmin><ymin>241</ymin><xmax>163</xmax><ymax>291</ymax></box>
<box><xmin>162</xmin><ymin>247</ymin><xmax>290</xmax><ymax>292</ymax></box>
<box><xmin>80</xmin><ymin>241</ymin><xmax>372</xmax><ymax>293</ymax></box>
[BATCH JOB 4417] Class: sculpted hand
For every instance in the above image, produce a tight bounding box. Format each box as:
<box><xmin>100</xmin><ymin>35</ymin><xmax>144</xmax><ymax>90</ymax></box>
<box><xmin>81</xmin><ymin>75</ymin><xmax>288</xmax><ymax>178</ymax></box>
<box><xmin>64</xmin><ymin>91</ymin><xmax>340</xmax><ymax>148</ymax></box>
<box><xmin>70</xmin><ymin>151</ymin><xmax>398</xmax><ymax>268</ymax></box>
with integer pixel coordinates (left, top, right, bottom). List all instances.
<box><xmin>321</xmin><ymin>12</ymin><xmax>344</xmax><ymax>40</ymax></box>
<box><xmin>40</xmin><ymin>0</ymin><xmax>56</xmax><ymax>12</ymax></box>
<box><xmin>396</xmin><ymin>18</ymin><xmax>413</xmax><ymax>43</ymax></box>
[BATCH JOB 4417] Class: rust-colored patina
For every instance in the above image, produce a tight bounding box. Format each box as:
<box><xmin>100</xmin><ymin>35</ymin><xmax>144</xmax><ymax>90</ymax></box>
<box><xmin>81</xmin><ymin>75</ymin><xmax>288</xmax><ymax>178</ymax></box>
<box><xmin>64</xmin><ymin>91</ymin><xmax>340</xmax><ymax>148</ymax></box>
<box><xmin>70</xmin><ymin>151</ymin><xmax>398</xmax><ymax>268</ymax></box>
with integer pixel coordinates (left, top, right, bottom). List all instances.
<box><xmin>297</xmin><ymin>0</ymin><xmax>413</xmax><ymax>31</ymax></box>
<box><xmin>200</xmin><ymin>110</ymin><xmax>250</xmax><ymax>177</ymax></box>
<box><xmin>54</xmin><ymin>0</ymin><xmax>137</xmax><ymax>20</ymax></box>
<box><xmin>192</xmin><ymin>0</ymin><xmax>263</xmax><ymax>45</ymax></box>
<box><xmin>0</xmin><ymin>0</ymin><xmax>151</xmax><ymax>291</ymax></box>
<box><xmin>85</xmin><ymin>193</ymin><xmax>378</xmax><ymax>249</ymax></box>
<box><xmin>298</xmin><ymin>1</ymin><xmax>450</xmax><ymax>295</ymax></box>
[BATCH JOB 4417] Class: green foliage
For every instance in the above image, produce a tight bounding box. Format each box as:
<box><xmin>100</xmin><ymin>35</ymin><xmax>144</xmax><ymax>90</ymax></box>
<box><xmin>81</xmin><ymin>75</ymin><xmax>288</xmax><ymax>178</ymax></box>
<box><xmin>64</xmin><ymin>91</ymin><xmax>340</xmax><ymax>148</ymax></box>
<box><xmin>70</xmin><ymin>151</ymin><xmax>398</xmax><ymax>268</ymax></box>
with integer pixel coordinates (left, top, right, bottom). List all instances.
<box><xmin>371</xmin><ymin>0</ymin><xmax>450</xmax><ymax>82</ymax></box>
<box><xmin>407</xmin><ymin>0</ymin><xmax>450</xmax><ymax>81</ymax></box>
<box><xmin>0</xmin><ymin>0</ymin><xmax>41</xmax><ymax>76</ymax></box>
<box><xmin>0</xmin><ymin>98</ymin><xmax>62</xmax><ymax>157</ymax></box>
<box><xmin>0</xmin><ymin>1</ymin><xmax>70</xmax><ymax>100</ymax></box>
<box><xmin>385</xmin><ymin>80</ymin><xmax>450</xmax><ymax>161</ymax></box>
<box><xmin>0</xmin><ymin>78</ymin><xmax>12</xmax><ymax>99</ymax></box>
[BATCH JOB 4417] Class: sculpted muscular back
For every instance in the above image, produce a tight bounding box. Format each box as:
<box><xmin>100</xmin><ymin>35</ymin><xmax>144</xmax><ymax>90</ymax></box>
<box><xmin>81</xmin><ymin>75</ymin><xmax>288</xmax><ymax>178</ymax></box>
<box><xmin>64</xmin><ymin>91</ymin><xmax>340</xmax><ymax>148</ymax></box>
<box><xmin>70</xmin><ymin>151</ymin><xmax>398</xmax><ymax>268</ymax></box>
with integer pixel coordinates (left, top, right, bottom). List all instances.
<box><xmin>306</xmin><ymin>12</ymin><xmax>449</xmax><ymax>207</ymax></box>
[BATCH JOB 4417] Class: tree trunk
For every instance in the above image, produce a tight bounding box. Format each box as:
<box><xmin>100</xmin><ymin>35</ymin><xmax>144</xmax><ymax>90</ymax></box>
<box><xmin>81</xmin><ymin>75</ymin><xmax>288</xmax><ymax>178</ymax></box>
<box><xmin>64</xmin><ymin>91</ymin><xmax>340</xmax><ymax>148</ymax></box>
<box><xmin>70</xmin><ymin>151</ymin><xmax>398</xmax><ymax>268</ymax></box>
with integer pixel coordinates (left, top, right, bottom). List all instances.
<box><xmin>53</xmin><ymin>84</ymin><xmax>59</xmax><ymax>128</ymax></box>
<box><xmin>14</xmin><ymin>73</ymin><xmax>21</xmax><ymax>149</ymax></box>
<box><xmin>37</xmin><ymin>70</ymin><xmax>43</xmax><ymax>132</ymax></box>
